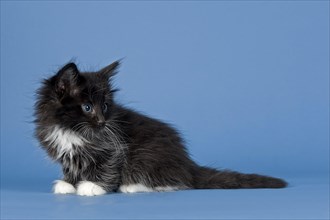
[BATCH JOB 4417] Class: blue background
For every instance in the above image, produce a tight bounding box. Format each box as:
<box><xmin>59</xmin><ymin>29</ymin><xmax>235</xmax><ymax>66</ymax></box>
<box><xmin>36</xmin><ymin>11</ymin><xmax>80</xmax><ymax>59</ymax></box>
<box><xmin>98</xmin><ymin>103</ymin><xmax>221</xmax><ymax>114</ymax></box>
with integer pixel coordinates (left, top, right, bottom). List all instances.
<box><xmin>1</xmin><ymin>1</ymin><xmax>329</xmax><ymax>219</ymax></box>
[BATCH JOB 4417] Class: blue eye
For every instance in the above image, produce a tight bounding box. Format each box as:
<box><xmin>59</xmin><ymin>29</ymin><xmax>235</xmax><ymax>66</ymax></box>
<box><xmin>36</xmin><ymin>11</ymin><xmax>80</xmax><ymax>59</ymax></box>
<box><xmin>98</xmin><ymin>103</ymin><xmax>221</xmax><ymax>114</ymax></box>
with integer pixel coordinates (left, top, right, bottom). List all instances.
<box><xmin>102</xmin><ymin>103</ymin><xmax>108</xmax><ymax>112</ymax></box>
<box><xmin>82</xmin><ymin>103</ymin><xmax>92</xmax><ymax>112</ymax></box>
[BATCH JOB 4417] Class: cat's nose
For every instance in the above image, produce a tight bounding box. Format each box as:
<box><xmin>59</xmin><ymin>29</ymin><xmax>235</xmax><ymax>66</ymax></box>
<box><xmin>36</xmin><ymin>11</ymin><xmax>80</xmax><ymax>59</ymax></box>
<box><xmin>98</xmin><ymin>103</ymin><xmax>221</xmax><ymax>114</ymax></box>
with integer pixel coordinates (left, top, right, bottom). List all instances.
<box><xmin>97</xmin><ymin>120</ymin><xmax>105</xmax><ymax>127</ymax></box>
<box><xmin>96</xmin><ymin>113</ymin><xmax>105</xmax><ymax>126</ymax></box>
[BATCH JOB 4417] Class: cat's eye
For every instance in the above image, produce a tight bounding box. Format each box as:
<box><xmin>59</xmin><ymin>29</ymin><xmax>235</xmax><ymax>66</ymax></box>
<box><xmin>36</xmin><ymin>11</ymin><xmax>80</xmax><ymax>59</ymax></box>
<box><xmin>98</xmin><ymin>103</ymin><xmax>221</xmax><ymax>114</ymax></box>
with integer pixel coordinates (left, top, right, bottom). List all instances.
<box><xmin>82</xmin><ymin>103</ymin><xmax>93</xmax><ymax>113</ymax></box>
<box><xmin>102</xmin><ymin>103</ymin><xmax>108</xmax><ymax>112</ymax></box>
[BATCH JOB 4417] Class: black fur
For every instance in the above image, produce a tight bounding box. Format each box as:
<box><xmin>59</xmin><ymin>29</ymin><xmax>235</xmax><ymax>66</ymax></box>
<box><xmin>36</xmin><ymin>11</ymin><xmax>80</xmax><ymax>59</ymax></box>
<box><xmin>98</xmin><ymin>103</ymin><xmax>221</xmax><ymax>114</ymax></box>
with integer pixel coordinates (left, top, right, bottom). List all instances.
<box><xmin>34</xmin><ymin>61</ymin><xmax>287</xmax><ymax>193</ymax></box>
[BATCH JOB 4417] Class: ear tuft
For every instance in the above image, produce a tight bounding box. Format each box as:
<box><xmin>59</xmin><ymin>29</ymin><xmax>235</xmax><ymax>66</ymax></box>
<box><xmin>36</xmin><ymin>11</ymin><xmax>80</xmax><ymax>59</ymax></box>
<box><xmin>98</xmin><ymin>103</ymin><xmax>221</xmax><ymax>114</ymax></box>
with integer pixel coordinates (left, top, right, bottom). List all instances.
<box><xmin>99</xmin><ymin>60</ymin><xmax>121</xmax><ymax>78</ymax></box>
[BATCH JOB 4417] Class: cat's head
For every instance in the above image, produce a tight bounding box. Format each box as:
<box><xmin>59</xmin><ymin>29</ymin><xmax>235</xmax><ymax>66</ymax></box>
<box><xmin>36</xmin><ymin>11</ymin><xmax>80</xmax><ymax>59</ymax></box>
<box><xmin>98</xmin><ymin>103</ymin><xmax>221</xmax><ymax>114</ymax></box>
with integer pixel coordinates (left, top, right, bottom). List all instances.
<box><xmin>35</xmin><ymin>61</ymin><xmax>120</xmax><ymax>131</ymax></box>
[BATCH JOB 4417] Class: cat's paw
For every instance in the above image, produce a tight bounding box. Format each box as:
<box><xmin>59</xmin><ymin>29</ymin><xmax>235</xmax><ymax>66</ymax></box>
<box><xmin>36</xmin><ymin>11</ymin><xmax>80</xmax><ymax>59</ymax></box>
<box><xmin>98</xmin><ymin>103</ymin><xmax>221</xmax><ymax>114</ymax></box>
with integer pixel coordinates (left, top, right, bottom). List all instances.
<box><xmin>53</xmin><ymin>180</ymin><xmax>76</xmax><ymax>194</ymax></box>
<box><xmin>76</xmin><ymin>181</ymin><xmax>107</xmax><ymax>196</ymax></box>
<box><xmin>119</xmin><ymin>184</ymin><xmax>154</xmax><ymax>193</ymax></box>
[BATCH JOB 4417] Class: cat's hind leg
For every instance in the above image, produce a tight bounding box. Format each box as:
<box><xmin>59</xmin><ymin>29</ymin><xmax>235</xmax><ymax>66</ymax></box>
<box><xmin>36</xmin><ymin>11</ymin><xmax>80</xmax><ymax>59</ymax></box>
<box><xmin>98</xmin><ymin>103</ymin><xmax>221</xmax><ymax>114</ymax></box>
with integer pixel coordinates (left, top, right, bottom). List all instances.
<box><xmin>119</xmin><ymin>183</ymin><xmax>154</xmax><ymax>193</ymax></box>
<box><xmin>119</xmin><ymin>184</ymin><xmax>180</xmax><ymax>193</ymax></box>
<box><xmin>53</xmin><ymin>180</ymin><xmax>76</xmax><ymax>194</ymax></box>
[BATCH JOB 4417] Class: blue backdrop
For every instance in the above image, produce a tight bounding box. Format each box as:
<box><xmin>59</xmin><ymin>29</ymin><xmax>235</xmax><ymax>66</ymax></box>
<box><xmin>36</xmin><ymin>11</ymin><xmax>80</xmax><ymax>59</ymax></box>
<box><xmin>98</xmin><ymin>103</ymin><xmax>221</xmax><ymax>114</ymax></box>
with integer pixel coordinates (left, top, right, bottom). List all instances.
<box><xmin>1</xmin><ymin>2</ymin><xmax>329</xmax><ymax>219</ymax></box>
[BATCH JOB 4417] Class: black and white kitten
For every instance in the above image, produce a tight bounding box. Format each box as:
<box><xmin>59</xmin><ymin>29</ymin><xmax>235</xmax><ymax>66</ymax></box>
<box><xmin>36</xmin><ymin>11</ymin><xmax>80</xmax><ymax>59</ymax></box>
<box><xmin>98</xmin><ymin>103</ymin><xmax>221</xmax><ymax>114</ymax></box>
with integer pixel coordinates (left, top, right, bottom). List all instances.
<box><xmin>35</xmin><ymin>61</ymin><xmax>287</xmax><ymax>196</ymax></box>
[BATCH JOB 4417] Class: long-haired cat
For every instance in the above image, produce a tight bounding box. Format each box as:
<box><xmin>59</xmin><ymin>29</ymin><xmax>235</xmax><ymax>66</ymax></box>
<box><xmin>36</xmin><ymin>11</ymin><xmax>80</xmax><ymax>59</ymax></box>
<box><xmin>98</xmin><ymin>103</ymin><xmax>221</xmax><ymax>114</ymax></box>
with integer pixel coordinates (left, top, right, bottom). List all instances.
<box><xmin>35</xmin><ymin>61</ymin><xmax>287</xmax><ymax>196</ymax></box>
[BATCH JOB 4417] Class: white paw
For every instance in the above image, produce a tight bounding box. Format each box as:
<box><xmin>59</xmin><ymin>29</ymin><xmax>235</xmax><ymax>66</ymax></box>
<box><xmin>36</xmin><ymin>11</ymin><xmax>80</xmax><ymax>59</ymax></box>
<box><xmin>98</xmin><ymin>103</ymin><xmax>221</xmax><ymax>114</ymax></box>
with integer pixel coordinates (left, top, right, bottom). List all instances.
<box><xmin>53</xmin><ymin>180</ymin><xmax>76</xmax><ymax>194</ymax></box>
<box><xmin>76</xmin><ymin>181</ymin><xmax>107</xmax><ymax>196</ymax></box>
<box><xmin>118</xmin><ymin>185</ymin><xmax>129</xmax><ymax>193</ymax></box>
<box><xmin>119</xmin><ymin>184</ymin><xmax>154</xmax><ymax>193</ymax></box>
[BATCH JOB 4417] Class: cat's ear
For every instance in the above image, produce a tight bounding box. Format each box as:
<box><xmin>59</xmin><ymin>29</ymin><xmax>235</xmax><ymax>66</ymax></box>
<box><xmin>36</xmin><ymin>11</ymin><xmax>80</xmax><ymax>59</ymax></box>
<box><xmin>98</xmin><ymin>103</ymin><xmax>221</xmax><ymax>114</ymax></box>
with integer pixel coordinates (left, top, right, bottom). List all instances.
<box><xmin>99</xmin><ymin>60</ymin><xmax>120</xmax><ymax>78</ymax></box>
<box><xmin>55</xmin><ymin>62</ymin><xmax>81</xmax><ymax>95</ymax></box>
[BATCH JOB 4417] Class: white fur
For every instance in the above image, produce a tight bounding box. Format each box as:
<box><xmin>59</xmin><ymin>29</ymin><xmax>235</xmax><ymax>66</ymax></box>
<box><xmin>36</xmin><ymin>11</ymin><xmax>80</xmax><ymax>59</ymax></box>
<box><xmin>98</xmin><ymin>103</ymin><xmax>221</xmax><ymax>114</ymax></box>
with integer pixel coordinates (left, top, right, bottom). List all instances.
<box><xmin>154</xmin><ymin>186</ymin><xmax>178</xmax><ymax>192</ymax></box>
<box><xmin>119</xmin><ymin>184</ymin><xmax>178</xmax><ymax>193</ymax></box>
<box><xmin>45</xmin><ymin>126</ymin><xmax>84</xmax><ymax>158</ymax></box>
<box><xmin>119</xmin><ymin>184</ymin><xmax>154</xmax><ymax>193</ymax></box>
<box><xmin>76</xmin><ymin>181</ymin><xmax>107</xmax><ymax>196</ymax></box>
<box><xmin>53</xmin><ymin>180</ymin><xmax>76</xmax><ymax>194</ymax></box>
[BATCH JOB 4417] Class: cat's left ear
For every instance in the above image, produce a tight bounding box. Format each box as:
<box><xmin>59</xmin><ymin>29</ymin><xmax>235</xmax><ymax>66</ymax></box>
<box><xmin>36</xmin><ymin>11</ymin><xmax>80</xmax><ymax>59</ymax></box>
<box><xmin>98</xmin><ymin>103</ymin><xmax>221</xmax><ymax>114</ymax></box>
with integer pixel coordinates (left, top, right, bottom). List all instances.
<box><xmin>99</xmin><ymin>60</ymin><xmax>121</xmax><ymax>79</ymax></box>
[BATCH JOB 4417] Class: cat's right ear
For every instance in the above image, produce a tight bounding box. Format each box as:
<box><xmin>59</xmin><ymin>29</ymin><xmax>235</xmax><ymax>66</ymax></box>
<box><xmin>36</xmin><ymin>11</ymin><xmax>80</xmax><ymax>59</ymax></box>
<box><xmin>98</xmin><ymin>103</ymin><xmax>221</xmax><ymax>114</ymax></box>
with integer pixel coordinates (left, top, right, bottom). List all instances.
<box><xmin>55</xmin><ymin>62</ymin><xmax>81</xmax><ymax>95</ymax></box>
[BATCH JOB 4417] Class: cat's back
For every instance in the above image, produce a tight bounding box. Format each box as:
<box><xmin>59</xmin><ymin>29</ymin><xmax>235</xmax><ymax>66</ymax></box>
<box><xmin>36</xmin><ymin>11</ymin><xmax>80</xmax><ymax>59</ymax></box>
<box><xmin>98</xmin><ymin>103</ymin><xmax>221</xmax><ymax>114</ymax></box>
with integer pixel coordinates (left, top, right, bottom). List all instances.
<box><xmin>114</xmin><ymin>105</ymin><xmax>184</xmax><ymax>146</ymax></box>
<box><xmin>114</xmin><ymin>105</ymin><xmax>192</xmax><ymax>165</ymax></box>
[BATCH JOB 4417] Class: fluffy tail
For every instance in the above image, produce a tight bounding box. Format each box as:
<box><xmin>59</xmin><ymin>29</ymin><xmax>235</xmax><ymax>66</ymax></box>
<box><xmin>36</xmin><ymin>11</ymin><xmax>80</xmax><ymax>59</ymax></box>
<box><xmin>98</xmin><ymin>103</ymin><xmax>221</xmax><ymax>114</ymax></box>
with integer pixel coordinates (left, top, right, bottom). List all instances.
<box><xmin>193</xmin><ymin>166</ymin><xmax>287</xmax><ymax>189</ymax></box>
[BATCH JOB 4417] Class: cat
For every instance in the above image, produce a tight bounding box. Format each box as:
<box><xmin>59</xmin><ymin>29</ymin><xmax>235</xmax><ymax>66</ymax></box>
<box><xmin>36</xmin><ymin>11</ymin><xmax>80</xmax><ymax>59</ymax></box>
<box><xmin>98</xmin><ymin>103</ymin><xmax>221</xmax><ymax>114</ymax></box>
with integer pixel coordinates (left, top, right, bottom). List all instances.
<box><xmin>34</xmin><ymin>61</ymin><xmax>287</xmax><ymax>196</ymax></box>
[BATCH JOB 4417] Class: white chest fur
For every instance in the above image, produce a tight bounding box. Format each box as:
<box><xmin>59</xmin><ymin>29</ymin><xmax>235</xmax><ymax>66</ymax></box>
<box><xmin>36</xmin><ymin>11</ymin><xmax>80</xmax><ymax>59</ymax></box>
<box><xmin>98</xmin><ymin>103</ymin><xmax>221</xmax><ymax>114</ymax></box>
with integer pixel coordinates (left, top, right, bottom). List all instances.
<box><xmin>45</xmin><ymin>126</ymin><xmax>85</xmax><ymax>159</ymax></box>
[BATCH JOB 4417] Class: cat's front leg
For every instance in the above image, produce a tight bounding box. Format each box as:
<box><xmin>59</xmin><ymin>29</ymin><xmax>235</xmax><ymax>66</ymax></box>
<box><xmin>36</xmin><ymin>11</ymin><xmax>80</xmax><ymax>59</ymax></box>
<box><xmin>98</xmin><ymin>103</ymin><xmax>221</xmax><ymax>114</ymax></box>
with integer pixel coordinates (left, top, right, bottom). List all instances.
<box><xmin>53</xmin><ymin>180</ymin><xmax>76</xmax><ymax>194</ymax></box>
<box><xmin>53</xmin><ymin>167</ymin><xmax>78</xmax><ymax>194</ymax></box>
<box><xmin>76</xmin><ymin>181</ymin><xmax>107</xmax><ymax>196</ymax></box>
<box><xmin>75</xmin><ymin>165</ymin><xmax>121</xmax><ymax>196</ymax></box>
